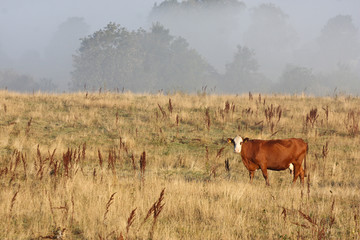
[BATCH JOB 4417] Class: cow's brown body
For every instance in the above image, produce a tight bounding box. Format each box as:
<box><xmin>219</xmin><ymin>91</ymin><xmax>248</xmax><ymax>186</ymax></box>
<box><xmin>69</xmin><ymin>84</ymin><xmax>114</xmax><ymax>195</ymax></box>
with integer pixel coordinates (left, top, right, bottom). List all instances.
<box><xmin>229</xmin><ymin>137</ymin><xmax>308</xmax><ymax>185</ymax></box>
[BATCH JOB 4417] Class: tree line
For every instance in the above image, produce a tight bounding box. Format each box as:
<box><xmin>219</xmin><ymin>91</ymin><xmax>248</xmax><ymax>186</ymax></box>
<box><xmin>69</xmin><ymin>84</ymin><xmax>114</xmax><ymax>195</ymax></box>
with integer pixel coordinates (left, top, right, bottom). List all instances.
<box><xmin>1</xmin><ymin>0</ymin><xmax>359</xmax><ymax>95</ymax></box>
<box><xmin>68</xmin><ymin>0</ymin><xmax>360</xmax><ymax>95</ymax></box>
<box><xmin>70</xmin><ymin>20</ymin><xmax>360</xmax><ymax>95</ymax></box>
<box><xmin>71</xmin><ymin>23</ymin><xmax>216</xmax><ymax>92</ymax></box>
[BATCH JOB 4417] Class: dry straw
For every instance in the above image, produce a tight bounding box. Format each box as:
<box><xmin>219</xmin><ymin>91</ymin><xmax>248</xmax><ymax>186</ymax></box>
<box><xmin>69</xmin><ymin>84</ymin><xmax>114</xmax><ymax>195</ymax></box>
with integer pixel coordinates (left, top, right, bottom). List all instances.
<box><xmin>1</xmin><ymin>92</ymin><xmax>360</xmax><ymax>239</ymax></box>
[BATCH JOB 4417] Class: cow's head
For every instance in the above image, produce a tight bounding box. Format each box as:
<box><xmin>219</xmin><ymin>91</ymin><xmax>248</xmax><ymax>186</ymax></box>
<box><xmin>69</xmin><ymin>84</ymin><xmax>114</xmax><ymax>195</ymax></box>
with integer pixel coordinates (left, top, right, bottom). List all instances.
<box><xmin>227</xmin><ymin>135</ymin><xmax>243</xmax><ymax>153</ymax></box>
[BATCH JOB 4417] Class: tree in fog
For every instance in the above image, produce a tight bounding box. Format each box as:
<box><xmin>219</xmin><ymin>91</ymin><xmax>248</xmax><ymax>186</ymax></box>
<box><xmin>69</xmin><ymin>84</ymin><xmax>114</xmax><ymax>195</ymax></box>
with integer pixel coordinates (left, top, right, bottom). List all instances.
<box><xmin>37</xmin><ymin>78</ymin><xmax>58</xmax><ymax>92</ymax></box>
<box><xmin>222</xmin><ymin>45</ymin><xmax>268</xmax><ymax>93</ymax></box>
<box><xmin>318</xmin><ymin>63</ymin><xmax>360</xmax><ymax>95</ymax></box>
<box><xmin>291</xmin><ymin>14</ymin><xmax>360</xmax><ymax>95</ymax></box>
<box><xmin>274</xmin><ymin>65</ymin><xmax>315</xmax><ymax>94</ymax></box>
<box><xmin>149</xmin><ymin>0</ymin><xmax>246</xmax><ymax>72</ymax></box>
<box><xmin>317</xmin><ymin>15</ymin><xmax>360</xmax><ymax>70</ymax></box>
<box><xmin>72</xmin><ymin>23</ymin><xmax>144</xmax><ymax>91</ymax></box>
<box><xmin>45</xmin><ymin>17</ymin><xmax>90</xmax><ymax>90</ymax></box>
<box><xmin>71</xmin><ymin>23</ymin><xmax>216</xmax><ymax>92</ymax></box>
<box><xmin>143</xmin><ymin>24</ymin><xmax>217</xmax><ymax>91</ymax></box>
<box><xmin>244</xmin><ymin>3</ymin><xmax>297</xmax><ymax>79</ymax></box>
<box><xmin>0</xmin><ymin>70</ymin><xmax>39</xmax><ymax>92</ymax></box>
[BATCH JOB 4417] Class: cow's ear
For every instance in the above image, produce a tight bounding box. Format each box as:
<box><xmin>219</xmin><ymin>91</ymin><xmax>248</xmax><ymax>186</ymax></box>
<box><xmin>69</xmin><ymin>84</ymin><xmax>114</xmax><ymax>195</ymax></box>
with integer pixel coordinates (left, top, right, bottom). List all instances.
<box><xmin>243</xmin><ymin>137</ymin><xmax>249</xmax><ymax>142</ymax></box>
<box><xmin>227</xmin><ymin>138</ymin><xmax>233</xmax><ymax>143</ymax></box>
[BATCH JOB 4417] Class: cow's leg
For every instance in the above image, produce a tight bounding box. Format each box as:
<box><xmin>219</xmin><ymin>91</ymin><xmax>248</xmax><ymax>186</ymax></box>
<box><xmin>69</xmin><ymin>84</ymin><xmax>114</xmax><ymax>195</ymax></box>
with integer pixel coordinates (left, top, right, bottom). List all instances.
<box><xmin>299</xmin><ymin>167</ymin><xmax>305</xmax><ymax>185</ymax></box>
<box><xmin>249</xmin><ymin>171</ymin><xmax>255</xmax><ymax>183</ymax></box>
<box><xmin>298</xmin><ymin>153</ymin><xmax>306</xmax><ymax>185</ymax></box>
<box><xmin>292</xmin><ymin>164</ymin><xmax>301</xmax><ymax>185</ymax></box>
<box><xmin>259</xmin><ymin>165</ymin><xmax>270</xmax><ymax>186</ymax></box>
<box><xmin>294</xmin><ymin>155</ymin><xmax>306</xmax><ymax>186</ymax></box>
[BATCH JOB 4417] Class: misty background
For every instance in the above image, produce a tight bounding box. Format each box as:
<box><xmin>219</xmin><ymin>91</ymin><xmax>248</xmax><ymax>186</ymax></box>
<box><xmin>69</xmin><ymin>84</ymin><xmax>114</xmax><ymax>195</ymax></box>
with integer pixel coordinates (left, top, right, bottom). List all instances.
<box><xmin>0</xmin><ymin>0</ymin><xmax>359</xmax><ymax>95</ymax></box>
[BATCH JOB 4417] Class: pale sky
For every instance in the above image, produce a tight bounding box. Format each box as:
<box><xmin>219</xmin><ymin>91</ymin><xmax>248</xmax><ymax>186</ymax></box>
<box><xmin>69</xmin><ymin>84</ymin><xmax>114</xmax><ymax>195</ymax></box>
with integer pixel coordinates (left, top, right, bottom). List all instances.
<box><xmin>1</xmin><ymin>0</ymin><xmax>359</xmax><ymax>57</ymax></box>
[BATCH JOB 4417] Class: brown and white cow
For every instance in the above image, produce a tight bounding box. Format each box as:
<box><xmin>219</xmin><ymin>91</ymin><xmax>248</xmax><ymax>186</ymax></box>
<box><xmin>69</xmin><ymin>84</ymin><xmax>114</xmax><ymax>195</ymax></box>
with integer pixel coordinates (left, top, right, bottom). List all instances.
<box><xmin>227</xmin><ymin>136</ymin><xmax>308</xmax><ymax>186</ymax></box>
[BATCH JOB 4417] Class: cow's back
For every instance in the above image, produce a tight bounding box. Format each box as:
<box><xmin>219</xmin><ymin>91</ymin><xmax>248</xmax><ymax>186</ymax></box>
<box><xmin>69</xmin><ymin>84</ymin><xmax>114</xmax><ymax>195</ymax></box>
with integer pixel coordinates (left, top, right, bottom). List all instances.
<box><xmin>262</xmin><ymin>138</ymin><xmax>307</xmax><ymax>156</ymax></box>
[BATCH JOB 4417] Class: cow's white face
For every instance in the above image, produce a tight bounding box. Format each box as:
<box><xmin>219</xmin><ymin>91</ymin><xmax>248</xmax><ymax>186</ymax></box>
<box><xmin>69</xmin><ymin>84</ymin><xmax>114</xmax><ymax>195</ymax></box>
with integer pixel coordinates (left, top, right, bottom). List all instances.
<box><xmin>228</xmin><ymin>135</ymin><xmax>243</xmax><ymax>153</ymax></box>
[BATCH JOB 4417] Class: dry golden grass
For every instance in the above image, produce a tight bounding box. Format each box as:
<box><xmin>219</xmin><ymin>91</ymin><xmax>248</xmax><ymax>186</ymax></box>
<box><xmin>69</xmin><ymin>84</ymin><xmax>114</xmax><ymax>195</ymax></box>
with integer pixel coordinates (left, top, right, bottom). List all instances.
<box><xmin>0</xmin><ymin>90</ymin><xmax>360</xmax><ymax>239</ymax></box>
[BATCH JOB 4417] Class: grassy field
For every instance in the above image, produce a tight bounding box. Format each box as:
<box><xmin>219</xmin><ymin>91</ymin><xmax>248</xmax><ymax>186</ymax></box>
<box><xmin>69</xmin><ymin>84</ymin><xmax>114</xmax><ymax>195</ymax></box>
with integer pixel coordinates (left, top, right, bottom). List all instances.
<box><xmin>0</xmin><ymin>90</ymin><xmax>359</xmax><ymax>239</ymax></box>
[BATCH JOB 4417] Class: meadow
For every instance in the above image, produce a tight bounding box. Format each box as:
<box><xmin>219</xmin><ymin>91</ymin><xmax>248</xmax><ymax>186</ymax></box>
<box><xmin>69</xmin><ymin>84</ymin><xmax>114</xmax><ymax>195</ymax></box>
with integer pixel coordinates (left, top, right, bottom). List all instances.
<box><xmin>0</xmin><ymin>90</ymin><xmax>359</xmax><ymax>239</ymax></box>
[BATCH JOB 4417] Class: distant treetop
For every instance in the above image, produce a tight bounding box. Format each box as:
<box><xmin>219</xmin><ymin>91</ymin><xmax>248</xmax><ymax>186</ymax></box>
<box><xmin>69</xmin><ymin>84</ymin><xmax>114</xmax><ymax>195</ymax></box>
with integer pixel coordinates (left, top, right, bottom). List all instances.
<box><xmin>152</xmin><ymin>0</ymin><xmax>245</xmax><ymax>11</ymax></box>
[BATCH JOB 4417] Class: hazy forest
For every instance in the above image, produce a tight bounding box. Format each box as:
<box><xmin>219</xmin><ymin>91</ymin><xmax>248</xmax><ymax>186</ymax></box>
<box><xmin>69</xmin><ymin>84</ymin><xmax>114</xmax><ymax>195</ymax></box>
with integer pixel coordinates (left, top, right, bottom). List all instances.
<box><xmin>0</xmin><ymin>0</ymin><xmax>359</xmax><ymax>95</ymax></box>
